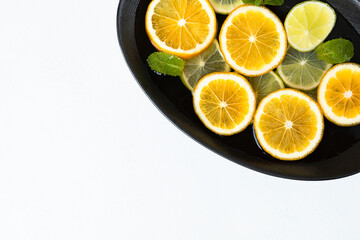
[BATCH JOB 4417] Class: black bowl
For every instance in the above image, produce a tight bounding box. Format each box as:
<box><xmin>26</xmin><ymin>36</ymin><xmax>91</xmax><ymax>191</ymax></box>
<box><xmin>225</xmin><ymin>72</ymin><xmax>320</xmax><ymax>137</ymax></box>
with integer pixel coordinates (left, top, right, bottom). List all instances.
<box><xmin>117</xmin><ymin>0</ymin><xmax>360</xmax><ymax>180</ymax></box>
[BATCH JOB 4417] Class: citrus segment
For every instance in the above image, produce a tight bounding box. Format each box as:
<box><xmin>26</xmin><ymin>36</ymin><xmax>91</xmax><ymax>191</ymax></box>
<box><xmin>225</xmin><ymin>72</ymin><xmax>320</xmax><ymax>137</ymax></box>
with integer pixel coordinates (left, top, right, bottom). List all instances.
<box><xmin>254</xmin><ymin>89</ymin><xmax>324</xmax><ymax>160</ymax></box>
<box><xmin>193</xmin><ymin>72</ymin><xmax>256</xmax><ymax>135</ymax></box>
<box><xmin>181</xmin><ymin>40</ymin><xmax>231</xmax><ymax>91</ymax></box>
<box><xmin>219</xmin><ymin>5</ymin><xmax>287</xmax><ymax>76</ymax></box>
<box><xmin>285</xmin><ymin>1</ymin><xmax>336</xmax><ymax>52</ymax></box>
<box><xmin>145</xmin><ymin>0</ymin><xmax>217</xmax><ymax>59</ymax></box>
<box><xmin>318</xmin><ymin>63</ymin><xmax>360</xmax><ymax>126</ymax></box>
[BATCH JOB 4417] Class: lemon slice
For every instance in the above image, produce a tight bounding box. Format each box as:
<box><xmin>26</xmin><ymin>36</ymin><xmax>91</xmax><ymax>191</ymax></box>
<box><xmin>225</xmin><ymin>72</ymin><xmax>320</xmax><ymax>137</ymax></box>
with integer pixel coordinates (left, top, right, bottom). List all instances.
<box><xmin>254</xmin><ymin>89</ymin><xmax>324</xmax><ymax>161</ymax></box>
<box><xmin>219</xmin><ymin>5</ymin><xmax>287</xmax><ymax>76</ymax></box>
<box><xmin>277</xmin><ymin>46</ymin><xmax>332</xmax><ymax>91</ymax></box>
<box><xmin>181</xmin><ymin>40</ymin><xmax>231</xmax><ymax>91</ymax></box>
<box><xmin>247</xmin><ymin>71</ymin><xmax>284</xmax><ymax>105</ymax></box>
<box><xmin>209</xmin><ymin>0</ymin><xmax>244</xmax><ymax>15</ymax></box>
<box><xmin>318</xmin><ymin>63</ymin><xmax>360</xmax><ymax>126</ymax></box>
<box><xmin>145</xmin><ymin>0</ymin><xmax>217</xmax><ymax>59</ymax></box>
<box><xmin>193</xmin><ymin>72</ymin><xmax>256</xmax><ymax>135</ymax></box>
<box><xmin>285</xmin><ymin>1</ymin><xmax>336</xmax><ymax>52</ymax></box>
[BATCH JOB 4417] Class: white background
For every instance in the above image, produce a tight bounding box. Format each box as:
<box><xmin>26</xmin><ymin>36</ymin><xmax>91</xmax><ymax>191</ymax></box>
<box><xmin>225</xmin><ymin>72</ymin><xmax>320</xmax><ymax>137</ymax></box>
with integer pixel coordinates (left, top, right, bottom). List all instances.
<box><xmin>0</xmin><ymin>0</ymin><xmax>360</xmax><ymax>239</ymax></box>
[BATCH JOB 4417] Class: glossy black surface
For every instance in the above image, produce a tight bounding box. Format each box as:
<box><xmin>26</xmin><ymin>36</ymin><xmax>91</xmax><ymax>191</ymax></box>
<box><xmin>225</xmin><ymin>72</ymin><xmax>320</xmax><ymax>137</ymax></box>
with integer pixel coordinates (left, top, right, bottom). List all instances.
<box><xmin>117</xmin><ymin>0</ymin><xmax>360</xmax><ymax>180</ymax></box>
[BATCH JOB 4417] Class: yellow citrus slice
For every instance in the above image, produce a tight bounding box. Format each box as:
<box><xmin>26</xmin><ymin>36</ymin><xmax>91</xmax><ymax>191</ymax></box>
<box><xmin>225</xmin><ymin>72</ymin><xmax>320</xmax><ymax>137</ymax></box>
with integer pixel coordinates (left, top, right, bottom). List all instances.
<box><xmin>219</xmin><ymin>5</ymin><xmax>287</xmax><ymax>77</ymax></box>
<box><xmin>285</xmin><ymin>1</ymin><xmax>336</xmax><ymax>52</ymax></box>
<box><xmin>193</xmin><ymin>72</ymin><xmax>256</xmax><ymax>135</ymax></box>
<box><xmin>145</xmin><ymin>0</ymin><xmax>217</xmax><ymax>59</ymax></box>
<box><xmin>254</xmin><ymin>89</ymin><xmax>324</xmax><ymax>161</ymax></box>
<box><xmin>318</xmin><ymin>63</ymin><xmax>360</xmax><ymax>127</ymax></box>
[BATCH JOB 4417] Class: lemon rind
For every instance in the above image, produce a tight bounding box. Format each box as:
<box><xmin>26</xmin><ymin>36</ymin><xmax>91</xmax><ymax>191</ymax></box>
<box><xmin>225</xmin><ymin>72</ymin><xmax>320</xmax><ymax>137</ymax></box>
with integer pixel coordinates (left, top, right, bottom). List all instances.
<box><xmin>219</xmin><ymin>5</ymin><xmax>287</xmax><ymax>77</ymax></box>
<box><xmin>254</xmin><ymin>89</ymin><xmax>324</xmax><ymax>161</ymax></box>
<box><xmin>318</xmin><ymin>63</ymin><xmax>360</xmax><ymax>127</ymax></box>
<box><xmin>145</xmin><ymin>0</ymin><xmax>217</xmax><ymax>59</ymax></box>
<box><xmin>193</xmin><ymin>72</ymin><xmax>256</xmax><ymax>135</ymax></box>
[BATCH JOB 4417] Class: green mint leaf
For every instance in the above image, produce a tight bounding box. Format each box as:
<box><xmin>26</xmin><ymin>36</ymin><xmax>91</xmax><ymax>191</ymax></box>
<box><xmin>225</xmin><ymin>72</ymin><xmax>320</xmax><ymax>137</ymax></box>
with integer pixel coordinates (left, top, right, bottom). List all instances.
<box><xmin>242</xmin><ymin>0</ymin><xmax>256</xmax><ymax>4</ymax></box>
<box><xmin>147</xmin><ymin>52</ymin><xmax>185</xmax><ymax>77</ymax></box>
<box><xmin>315</xmin><ymin>38</ymin><xmax>355</xmax><ymax>64</ymax></box>
<box><xmin>254</xmin><ymin>0</ymin><xmax>263</xmax><ymax>6</ymax></box>
<box><xmin>263</xmin><ymin>0</ymin><xmax>284</xmax><ymax>6</ymax></box>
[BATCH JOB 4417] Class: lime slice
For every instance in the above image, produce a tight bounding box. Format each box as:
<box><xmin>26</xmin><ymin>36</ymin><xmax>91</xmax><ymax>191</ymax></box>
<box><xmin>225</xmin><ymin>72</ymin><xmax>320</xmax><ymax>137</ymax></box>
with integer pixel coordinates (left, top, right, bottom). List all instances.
<box><xmin>208</xmin><ymin>0</ymin><xmax>244</xmax><ymax>15</ymax></box>
<box><xmin>247</xmin><ymin>71</ymin><xmax>284</xmax><ymax>105</ymax></box>
<box><xmin>277</xmin><ymin>46</ymin><xmax>332</xmax><ymax>91</ymax></box>
<box><xmin>285</xmin><ymin>1</ymin><xmax>336</xmax><ymax>52</ymax></box>
<box><xmin>181</xmin><ymin>40</ymin><xmax>231</xmax><ymax>91</ymax></box>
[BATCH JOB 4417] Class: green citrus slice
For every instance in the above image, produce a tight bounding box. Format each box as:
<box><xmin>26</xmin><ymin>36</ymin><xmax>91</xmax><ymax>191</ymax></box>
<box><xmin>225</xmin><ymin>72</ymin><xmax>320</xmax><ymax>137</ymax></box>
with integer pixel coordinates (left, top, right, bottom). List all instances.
<box><xmin>181</xmin><ymin>40</ymin><xmax>231</xmax><ymax>91</ymax></box>
<box><xmin>277</xmin><ymin>46</ymin><xmax>332</xmax><ymax>91</ymax></box>
<box><xmin>208</xmin><ymin>0</ymin><xmax>244</xmax><ymax>15</ymax></box>
<box><xmin>247</xmin><ymin>71</ymin><xmax>285</xmax><ymax>105</ymax></box>
<box><xmin>285</xmin><ymin>1</ymin><xmax>336</xmax><ymax>52</ymax></box>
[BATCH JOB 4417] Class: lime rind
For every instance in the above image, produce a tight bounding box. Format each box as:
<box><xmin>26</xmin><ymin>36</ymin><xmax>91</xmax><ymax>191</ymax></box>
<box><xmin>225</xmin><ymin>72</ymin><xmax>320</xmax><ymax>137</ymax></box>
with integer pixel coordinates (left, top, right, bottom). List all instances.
<box><xmin>247</xmin><ymin>71</ymin><xmax>285</xmax><ymax>105</ymax></box>
<box><xmin>277</xmin><ymin>47</ymin><xmax>332</xmax><ymax>91</ymax></box>
<box><xmin>285</xmin><ymin>0</ymin><xmax>336</xmax><ymax>52</ymax></box>
<box><xmin>209</xmin><ymin>0</ymin><xmax>244</xmax><ymax>14</ymax></box>
<box><xmin>181</xmin><ymin>40</ymin><xmax>231</xmax><ymax>91</ymax></box>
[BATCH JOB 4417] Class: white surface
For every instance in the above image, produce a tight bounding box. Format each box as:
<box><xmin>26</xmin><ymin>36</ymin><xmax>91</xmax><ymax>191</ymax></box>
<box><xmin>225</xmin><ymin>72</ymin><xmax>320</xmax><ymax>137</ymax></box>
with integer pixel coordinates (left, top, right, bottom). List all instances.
<box><xmin>0</xmin><ymin>1</ymin><xmax>359</xmax><ymax>239</ymax></box>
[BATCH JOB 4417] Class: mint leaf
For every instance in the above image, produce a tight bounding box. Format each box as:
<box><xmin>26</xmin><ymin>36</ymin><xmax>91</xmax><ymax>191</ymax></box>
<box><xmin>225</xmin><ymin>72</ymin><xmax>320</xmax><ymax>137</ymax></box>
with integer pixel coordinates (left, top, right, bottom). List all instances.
<box><xmin>264</xmin><ymin>0</ymin><xmax>284</xmax><ymax>6</ymax></box>
<box><xmin>254</xmin><ymin>0</ymin><xmax>263</xmax><ymax>5</ymax></box>
<box><xmin>315</xmin><ymin>39</ymin><xmax>354</xmax><ymax>64</ymax></box>
<box><xmin>147</xmin><ymin>52</ymin><xmax>185</xmax><ymax>77</ymax></box>
<box><xmin>242</xmin><ymin>0</ymin><xmax>256</xmax><ymax>4</ymax></box>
